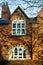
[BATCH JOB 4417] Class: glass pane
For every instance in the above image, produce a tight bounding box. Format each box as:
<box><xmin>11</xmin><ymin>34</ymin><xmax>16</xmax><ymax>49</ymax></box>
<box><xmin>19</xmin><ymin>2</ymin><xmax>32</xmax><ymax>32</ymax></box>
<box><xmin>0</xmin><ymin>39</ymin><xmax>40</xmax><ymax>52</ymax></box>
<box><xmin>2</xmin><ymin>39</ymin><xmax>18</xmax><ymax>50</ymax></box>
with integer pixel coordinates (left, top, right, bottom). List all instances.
<box><xmin>17</xmin><ymin>29</ymin><xmax>20</xmax><ymax>34</ymax></box>
<box><xmin>13</xmin><ymin>29</ymin><xmax>16</xmax><ymax>34</ymax></box>
<box><xmin>13</xmin><ymin>23</ymin><xmax>16</xmax><ymax>28</ymax></box>
<box><xmin>22</xmin><ymin>29</ymin><xmax>25</xmax><ymax>34</ymax></box>
<box><xmin>14</xmin><ymin>48</ymin><xmax>18</xmax><ymax>58</ymax></box>
<box><xmin>15</xmin><ymin>48</ymin><xmax>18</xmax><ymax>55</ymax></box>
<box><xmin>23</xmin><ymin>50</ymin><xmax>26</xmax><ymax>58</ymax></box>
<box><xmin>19</xmin><ymin>55</ymin><xmax>22</xmax><ymax>58</ymax></box>
<box><xmin>19</xmin><ymin>48</ymin><xmax>22</xmax><ymax>50</ymax></box>
<box><xmin>19</xmin><ymin>48</ymin><xmax>22</xmax><ymax>53</ymax></box>
<box><xmin>10</xmin><ymin>51</ymin><xmax>13</xmax><ymax>59</ymax></box>
<box><xmin>22</xmin><ymin>23</ymin><xmax>25</xmax><ymax>28</ymax></box>
<box><xmin>19</xmin><ymin>48</ymin><xmax>22</xmax><ymax>58</ymax></box>
<box><xmin>17</xmin><ymin>23</ymin><xmax>20</xmax><ymax>28</ymax></box>
<box><xmin>11</xmin><ymin>51</ymin><xmax>13</xmax><ymax>58</ymax></box>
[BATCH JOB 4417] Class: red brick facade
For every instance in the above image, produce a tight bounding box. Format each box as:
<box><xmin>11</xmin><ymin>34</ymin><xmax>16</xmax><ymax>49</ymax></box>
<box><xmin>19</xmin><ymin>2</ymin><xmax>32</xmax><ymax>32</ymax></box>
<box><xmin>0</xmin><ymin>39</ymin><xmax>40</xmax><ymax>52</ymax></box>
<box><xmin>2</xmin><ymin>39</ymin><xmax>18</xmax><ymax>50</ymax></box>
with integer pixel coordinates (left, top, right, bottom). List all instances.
<box><xmin>0</xmin><ymin>3</ymin><xmax>43</xmax><ymax>61</ymax></box>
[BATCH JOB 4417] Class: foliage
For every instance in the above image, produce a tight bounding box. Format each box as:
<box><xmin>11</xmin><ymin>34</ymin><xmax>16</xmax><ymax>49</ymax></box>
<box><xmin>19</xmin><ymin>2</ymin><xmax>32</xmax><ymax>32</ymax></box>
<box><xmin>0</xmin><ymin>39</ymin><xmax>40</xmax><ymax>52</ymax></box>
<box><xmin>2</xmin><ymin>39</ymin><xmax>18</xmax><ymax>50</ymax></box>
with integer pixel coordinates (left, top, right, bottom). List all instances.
<box><xmin>6</xmin><ymin>61</ymin><xmax>42</xmax><ymax>65</ymax></box>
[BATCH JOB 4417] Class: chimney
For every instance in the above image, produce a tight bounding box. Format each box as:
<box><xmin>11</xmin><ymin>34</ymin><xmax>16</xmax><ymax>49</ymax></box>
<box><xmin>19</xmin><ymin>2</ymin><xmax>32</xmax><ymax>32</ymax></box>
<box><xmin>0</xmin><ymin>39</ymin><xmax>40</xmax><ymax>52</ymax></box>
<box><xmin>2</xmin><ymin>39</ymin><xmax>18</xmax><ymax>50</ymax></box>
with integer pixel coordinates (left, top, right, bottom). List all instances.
<box><xmin>2</xmin><ymin>2</ymin><xmax>11</xmax><ymax>20</ymax></box>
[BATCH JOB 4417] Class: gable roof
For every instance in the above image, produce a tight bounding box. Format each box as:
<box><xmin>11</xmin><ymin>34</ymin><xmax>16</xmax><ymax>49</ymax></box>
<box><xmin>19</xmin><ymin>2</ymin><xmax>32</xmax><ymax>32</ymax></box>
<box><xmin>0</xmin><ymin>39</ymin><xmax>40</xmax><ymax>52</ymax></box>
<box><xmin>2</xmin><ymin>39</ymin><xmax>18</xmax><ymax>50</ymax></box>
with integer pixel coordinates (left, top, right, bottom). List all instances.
<box><xmin>0</xmin><ymin>18</ymin><xmax>9</xmax><ymax>25</ymax></box>
<box><xmin>10</xmin><ymin>6</ymin><xmax>29</xmax><ymax>19</ymax></box>
<box><xmin>0</xmin><ymin>6</ymin><xmax>37</xmax><ymax>25</ymax></box>
<box><xmin>10</xmin><ymin>6</ymin><xmax>37</xmax><ymax>23</ymax></box>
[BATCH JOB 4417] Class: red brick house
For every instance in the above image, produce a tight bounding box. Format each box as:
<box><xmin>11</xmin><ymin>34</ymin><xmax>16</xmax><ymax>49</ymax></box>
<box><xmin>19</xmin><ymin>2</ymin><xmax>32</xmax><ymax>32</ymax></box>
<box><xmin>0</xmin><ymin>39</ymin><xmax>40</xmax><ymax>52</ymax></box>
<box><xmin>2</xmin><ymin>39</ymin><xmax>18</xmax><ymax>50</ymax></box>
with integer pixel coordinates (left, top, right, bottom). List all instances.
<box><xmin>0</xmin><ymin>2</ymin><xmax>43</xmax><ymax>61</ymax></box>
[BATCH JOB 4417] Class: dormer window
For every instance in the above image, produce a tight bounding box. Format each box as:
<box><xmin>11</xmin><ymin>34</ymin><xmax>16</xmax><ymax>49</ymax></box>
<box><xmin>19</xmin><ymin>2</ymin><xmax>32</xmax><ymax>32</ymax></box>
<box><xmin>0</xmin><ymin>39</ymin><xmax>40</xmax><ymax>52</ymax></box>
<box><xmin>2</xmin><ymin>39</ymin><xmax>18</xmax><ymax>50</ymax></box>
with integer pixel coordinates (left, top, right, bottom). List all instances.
<box><xmin>12</xmin><ymin>19</ymin><xmax>26</xmax><ymax>35</ymax></box>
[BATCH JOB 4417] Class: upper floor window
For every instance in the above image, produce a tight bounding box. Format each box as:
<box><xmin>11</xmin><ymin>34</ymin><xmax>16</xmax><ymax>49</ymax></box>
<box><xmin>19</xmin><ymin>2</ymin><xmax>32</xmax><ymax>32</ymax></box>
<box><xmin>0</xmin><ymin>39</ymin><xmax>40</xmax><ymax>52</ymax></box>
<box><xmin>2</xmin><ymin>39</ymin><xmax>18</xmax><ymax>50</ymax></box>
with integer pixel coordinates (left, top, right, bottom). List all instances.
<box><xmin>12</xmin><ymin>19</ymin><xmax>26</xmax><ymax>35</ymax></box>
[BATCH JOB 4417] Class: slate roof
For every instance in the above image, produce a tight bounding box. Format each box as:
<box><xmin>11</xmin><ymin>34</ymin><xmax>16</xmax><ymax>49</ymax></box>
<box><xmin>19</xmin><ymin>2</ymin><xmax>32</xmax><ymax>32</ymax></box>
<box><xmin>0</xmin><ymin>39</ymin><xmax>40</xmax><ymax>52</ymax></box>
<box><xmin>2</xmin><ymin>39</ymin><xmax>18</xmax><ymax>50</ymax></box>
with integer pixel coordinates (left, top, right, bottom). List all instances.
<box><xmin>0</xmin><ymin>18</ymin><xmax>9</xmax><ymax>25</ymax></box>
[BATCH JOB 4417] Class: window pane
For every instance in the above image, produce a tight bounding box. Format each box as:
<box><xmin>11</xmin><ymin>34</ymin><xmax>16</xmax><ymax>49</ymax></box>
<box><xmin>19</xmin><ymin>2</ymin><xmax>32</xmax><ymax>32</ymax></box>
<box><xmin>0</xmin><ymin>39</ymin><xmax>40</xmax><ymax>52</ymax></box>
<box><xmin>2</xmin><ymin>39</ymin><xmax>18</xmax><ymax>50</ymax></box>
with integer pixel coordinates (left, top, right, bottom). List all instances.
<box><xmin>11</xmin><ymin>51</ymin><xmax>13</xmax><ymax>58</ymax></box>
<box><xmin>19</xmin><ymin>55</ymin><xmax>22</xmax><ymax>58</ymax></box>
<box><xmin>13</xmin><ymin>23</ymin><xmax>16</xmax><ymax>28</ymax></box>
<box><xmin>17</xmin><ymin>29</ymin><xmax>20</xmax><ymax>34</ymax></box>
<box><xmin>17</xmin><ymin>23</ymin><xmax>20</xmax><ymax>28</ymax></box>
<box><xmin>10</xmin><ymin>51</ymin><xmax>13</xmax><ymax>59</ymax></box>
<box><xmin>19</xmin><ymin>48</ymin><xmax>22</xmax><ymax>58</ymax></box>
<box><xmin>22</xmin><ymin>29</ymin><xmax>25</xmax><ymax>34</ymax></box>
<box><xmin>23</xmin><ymin>50</ymin><xmax>26</xmax><ymax>58</ymax></box>
<box><xmin>15</xmin><ymin>48</ymin><xmax>18</xmax><ymax>55</ymax></box>
<box><xmin>14</xmin><ymin>48</ymin><xmax>18</xmax><ymax>58</ymax></box>
<box><xmin>19</xmin><ymin>48</ymin><xmax>22</xmax><ymax>53</ymax></box>
<box><xmin>22</xmin><ymin>23</ymin><xmax>25</xmax><ymax>28</ymax></box>
<box><xmin>13</xmin><ymin>29</ymin><xmax>16</xmax><ymax>34</ymax></box>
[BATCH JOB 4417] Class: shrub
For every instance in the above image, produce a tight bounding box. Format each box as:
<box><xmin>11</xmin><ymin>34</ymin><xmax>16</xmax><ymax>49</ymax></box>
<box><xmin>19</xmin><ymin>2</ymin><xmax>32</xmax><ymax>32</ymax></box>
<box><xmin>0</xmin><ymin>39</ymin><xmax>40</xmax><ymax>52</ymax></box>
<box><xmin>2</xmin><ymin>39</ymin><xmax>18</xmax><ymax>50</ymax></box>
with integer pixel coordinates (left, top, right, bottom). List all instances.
<box><xmin>6</xmin><ymin>60</ymin><xmax>42</xmax><ymax>65</ymax></box>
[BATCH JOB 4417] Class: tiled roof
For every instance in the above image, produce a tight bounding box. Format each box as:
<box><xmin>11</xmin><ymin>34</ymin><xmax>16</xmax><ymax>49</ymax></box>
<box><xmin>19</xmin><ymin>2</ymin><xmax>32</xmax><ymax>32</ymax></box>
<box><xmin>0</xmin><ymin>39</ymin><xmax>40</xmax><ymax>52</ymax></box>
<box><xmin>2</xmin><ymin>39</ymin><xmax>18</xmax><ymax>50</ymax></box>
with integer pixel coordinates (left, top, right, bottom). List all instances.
<box><xmin>0</xmin><ymin>18</ymin><xmax>9</xmax><ymax>25</ymax></box>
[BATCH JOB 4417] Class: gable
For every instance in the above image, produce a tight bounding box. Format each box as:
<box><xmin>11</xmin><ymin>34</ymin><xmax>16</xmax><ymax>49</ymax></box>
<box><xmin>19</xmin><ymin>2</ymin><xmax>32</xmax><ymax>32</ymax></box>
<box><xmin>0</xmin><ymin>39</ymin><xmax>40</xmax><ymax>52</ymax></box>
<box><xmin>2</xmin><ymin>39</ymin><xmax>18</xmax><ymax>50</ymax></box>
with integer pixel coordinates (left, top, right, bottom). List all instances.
<box><xmin>10</xmin><ymin>6</ymin><xmax>29</xmax><ymax>21</ymax></box>
<box><xmin>10</xmin><ymin>6</ymin><xmax>37</xmax><ymax>23</ymax></box>
<box><xmin>10</xmin><ymin>6</ymin><xmax>31</xmax><ymax>35</ymax></box>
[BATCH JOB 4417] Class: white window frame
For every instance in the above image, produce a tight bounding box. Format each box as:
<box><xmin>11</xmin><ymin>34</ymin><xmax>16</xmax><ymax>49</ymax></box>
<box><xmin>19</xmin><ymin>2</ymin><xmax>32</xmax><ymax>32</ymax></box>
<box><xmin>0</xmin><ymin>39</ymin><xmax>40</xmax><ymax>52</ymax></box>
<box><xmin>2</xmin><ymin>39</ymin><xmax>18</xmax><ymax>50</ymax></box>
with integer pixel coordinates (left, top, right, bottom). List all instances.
<box><xmin>9</xmin><ymin>45</ymin><xmax>27</xmax><ymax>60</ymax></box>
<box><xmin>12</xmin><ymin>19</ymin><xmax>26</xmax><ymax>35</ymax></box>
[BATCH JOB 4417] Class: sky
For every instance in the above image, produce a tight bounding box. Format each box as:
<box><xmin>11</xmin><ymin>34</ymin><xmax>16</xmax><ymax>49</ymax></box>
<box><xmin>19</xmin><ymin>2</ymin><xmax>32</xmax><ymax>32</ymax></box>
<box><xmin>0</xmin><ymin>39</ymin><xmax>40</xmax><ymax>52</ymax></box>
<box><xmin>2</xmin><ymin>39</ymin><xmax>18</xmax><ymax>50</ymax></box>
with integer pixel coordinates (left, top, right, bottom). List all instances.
<box><xmin>0</xmin><ymin>0</ymin><xmax>43</xmax><ymax>18</ymax></box>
